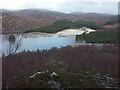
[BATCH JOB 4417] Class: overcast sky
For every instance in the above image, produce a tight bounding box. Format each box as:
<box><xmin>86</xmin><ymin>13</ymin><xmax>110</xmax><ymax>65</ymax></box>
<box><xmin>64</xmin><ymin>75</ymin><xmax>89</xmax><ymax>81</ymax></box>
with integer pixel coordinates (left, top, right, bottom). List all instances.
<box><xmin>0</xmin><ymin>0</ymin><xmax>119</xmax><ymax>14</ymax></box>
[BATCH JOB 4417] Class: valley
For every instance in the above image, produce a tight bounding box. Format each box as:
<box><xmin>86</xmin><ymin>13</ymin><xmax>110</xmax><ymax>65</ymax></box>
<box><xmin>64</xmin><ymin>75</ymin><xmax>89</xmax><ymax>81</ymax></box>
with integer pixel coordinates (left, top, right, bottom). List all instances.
<box><xmin>1</xmin><ymin>9</ymin><xmax>118</xmax><ymax>34</ymax></box>
<box><xmin>1</xmin><ymin>9</ymin><xmax>119</xmax><ymax>89</ymax></box>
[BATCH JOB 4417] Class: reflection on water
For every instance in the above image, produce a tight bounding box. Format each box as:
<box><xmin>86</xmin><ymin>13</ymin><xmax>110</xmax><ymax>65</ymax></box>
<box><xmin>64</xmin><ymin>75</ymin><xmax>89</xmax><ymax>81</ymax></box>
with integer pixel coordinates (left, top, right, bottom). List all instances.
<box><xmin>2</xmin><ymin>34</ymin><xmax>111</xmax><ymax>55</ymax></box>
<box><xmin>21</xmin><ymin>36</ymin><xmax>76</xmax><ymax>51</ymax></box>
<box><xmin>2</xmin><ymin>35</ymin><xmax>76</xmax><ymax>54</ymax></box>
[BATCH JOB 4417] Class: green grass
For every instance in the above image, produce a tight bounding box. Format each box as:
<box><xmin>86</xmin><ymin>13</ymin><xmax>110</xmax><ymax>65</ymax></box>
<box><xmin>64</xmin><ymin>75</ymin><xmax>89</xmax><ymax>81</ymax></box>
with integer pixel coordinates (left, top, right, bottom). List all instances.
<box><xmin>76</xmin><ymin>30</ymin><xmax>119</xmax><ymax>44</ymax></box>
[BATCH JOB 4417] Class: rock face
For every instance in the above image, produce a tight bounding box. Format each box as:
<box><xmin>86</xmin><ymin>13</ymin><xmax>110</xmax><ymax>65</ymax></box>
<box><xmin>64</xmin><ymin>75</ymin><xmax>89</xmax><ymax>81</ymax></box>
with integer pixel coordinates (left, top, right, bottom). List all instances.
<box><xmin>1</xmin><ymin>9</ymin><xmax>117</xmax><ymax>34</ymax></box>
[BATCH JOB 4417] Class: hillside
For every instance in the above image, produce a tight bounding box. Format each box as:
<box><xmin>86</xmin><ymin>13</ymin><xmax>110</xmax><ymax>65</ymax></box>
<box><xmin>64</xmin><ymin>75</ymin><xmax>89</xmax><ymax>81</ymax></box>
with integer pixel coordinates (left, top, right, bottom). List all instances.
<box><xmin>3</xmin><ymin>45</ymin><xmax>118</xmax><ymax>88</ymax></box>
<box><xmin>1</xmin><ymin>9</ymin><xmax>118</xmax><ymax>34</ymax></box>
<box><xmin>76</xmin><ymin>30</ymin><xmax>119</xmax><ymax>44</ymax></box>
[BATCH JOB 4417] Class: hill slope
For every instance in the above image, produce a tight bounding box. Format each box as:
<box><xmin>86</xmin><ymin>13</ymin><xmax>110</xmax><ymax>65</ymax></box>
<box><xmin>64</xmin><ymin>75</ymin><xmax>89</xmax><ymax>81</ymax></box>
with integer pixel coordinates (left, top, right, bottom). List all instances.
<box><xmin>1</xmin><ymin>9</ymin><xmax>117</xmax><ymax>34</ymax></box>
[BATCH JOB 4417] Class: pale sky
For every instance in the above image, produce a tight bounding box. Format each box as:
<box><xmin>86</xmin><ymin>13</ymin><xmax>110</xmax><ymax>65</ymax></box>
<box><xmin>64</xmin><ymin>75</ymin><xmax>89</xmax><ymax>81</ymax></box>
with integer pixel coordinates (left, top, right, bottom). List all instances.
<box><xmin>0</xmin><ymin>0</ymin><xmax>119</xmax><ymax>14</ymax></box>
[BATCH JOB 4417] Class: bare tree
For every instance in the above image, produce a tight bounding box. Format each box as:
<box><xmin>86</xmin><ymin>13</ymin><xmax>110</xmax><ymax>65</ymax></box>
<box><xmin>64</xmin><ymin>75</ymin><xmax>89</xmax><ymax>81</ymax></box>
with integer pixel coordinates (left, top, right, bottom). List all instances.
<box><xmin>7</xmin><ymin>35</ymin><xmax>23</xmax><ymax>55</ymax></box>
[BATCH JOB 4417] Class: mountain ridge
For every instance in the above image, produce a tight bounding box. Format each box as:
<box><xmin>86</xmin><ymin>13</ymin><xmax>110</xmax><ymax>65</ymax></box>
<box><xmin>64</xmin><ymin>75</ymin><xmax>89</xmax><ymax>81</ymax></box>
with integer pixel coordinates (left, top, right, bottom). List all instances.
<box><xmin>1</xmin><ymin>9</ymin><xmax>117</xmax><ymax>34</ymax></box>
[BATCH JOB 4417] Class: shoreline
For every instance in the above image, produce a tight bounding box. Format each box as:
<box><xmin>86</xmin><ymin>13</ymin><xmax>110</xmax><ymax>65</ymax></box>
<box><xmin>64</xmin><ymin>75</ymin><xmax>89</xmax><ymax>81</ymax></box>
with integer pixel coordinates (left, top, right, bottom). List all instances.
<box><xmin>1</xmin><ymin>28</ymin><xmax>96</xmax><ymax>37</ymax></box>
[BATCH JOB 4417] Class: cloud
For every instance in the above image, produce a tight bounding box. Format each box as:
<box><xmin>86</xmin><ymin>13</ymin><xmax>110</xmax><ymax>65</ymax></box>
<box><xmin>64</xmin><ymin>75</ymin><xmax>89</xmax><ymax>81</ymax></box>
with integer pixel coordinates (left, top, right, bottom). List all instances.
<box><xmin>0</xmin><ymin>0</ymin><xmax>118</xmax><ymax>14</ymax></box>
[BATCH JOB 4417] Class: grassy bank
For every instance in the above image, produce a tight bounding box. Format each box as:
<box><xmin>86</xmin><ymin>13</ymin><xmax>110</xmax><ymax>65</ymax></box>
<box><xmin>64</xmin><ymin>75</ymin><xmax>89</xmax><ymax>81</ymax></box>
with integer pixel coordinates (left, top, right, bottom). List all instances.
<box><xmin>25</xmin><ymin>19</ymin><xmax>99</xmax><ymax>33</ymax></box>
<box><xmin>76</xmin><ymin>30</ymin><xmax>119</xmax><ymax>44</ymax></box>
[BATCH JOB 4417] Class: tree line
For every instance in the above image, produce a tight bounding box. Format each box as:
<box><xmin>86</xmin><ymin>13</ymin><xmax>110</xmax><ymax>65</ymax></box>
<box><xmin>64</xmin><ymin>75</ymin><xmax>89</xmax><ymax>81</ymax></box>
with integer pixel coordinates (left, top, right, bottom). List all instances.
<box><xmin>76</xmin><ymin>30</ymin><xmax>119</xmax><ymax>44</ymax></box>
<box><xmin>3</xmin><ymin>44</ymin><xmax>118</xmax><ymax>78</ymax></box>
<box><xmin>25</xmin><ymin>19</ymin><xmax>99</xmax><ymax>33</ymax></box>
<box><xmin>2</xmin><ymin>44</ymin><xmax>119</xmax><ymax>88</ymax></box>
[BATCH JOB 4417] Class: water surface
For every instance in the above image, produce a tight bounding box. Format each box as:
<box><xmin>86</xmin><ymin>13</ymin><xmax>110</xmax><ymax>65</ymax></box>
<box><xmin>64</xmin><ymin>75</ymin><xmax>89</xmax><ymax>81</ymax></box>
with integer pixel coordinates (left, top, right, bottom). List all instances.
<box><xmin>2</xmin><ymin>34</ymin><xmax>76</xmax><ymax>54</ymax></box>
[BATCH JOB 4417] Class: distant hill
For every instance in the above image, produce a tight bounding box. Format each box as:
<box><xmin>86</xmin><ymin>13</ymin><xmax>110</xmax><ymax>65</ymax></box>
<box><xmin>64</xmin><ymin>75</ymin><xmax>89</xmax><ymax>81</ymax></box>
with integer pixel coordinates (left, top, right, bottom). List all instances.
<box><xmin>1</xmin><ymin>9</ymin><xmax>118</xmax><ymax>34</ymax></box>
<box><xmin>70</xmin><ymin>12</ymin><xmax>113</xmax><ymax>16</ymax></box>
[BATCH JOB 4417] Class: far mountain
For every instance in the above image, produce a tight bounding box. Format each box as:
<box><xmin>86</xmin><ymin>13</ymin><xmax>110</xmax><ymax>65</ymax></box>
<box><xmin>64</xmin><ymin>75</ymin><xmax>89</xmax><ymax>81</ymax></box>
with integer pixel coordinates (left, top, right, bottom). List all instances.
<box><xmin>1</xmin><ymin>9</ymin><xmax>117</xmax><ymax>34</ymax></box>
